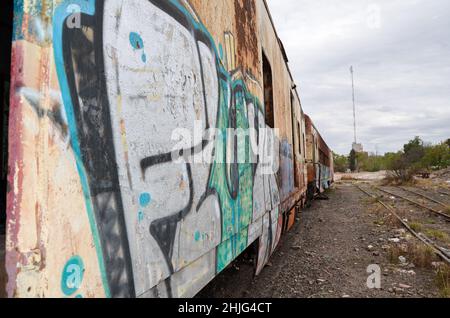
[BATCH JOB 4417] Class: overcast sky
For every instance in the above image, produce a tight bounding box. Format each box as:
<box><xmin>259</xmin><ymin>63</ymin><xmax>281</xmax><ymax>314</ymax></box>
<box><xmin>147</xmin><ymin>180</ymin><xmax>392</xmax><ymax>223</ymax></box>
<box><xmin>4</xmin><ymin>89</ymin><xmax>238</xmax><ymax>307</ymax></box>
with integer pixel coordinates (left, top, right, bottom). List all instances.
<box><xmin>266</xmin><ymin>0</ymin><xmax>450</xmax><ymax>155</ymax></box>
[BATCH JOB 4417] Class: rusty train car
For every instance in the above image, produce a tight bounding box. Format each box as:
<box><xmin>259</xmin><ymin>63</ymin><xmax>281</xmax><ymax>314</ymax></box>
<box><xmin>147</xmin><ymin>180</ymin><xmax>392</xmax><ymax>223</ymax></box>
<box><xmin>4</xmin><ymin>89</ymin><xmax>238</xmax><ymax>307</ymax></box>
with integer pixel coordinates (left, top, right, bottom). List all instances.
<box><xmin>305</xmin><ymin>115</ymin><xmax>334</xmax><ymax>201</ymax></box>
<box><xmin>0</xmin><ymin>0</ymin><xmax>333</xmax><ymax>298</ymax></box>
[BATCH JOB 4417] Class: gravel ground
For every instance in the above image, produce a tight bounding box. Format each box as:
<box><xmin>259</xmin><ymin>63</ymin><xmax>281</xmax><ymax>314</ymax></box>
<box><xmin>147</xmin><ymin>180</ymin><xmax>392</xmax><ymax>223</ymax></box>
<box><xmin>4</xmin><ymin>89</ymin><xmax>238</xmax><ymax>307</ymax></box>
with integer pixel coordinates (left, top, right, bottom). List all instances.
<box><xmin>335</xmin><ymin>171</ymin><xmax>387</xmax><ymax>182</ymax></box>
<box><xmin>198</xmin><ymin>182</ymin><xmax>441</xmax><ymax>298</ymax></box>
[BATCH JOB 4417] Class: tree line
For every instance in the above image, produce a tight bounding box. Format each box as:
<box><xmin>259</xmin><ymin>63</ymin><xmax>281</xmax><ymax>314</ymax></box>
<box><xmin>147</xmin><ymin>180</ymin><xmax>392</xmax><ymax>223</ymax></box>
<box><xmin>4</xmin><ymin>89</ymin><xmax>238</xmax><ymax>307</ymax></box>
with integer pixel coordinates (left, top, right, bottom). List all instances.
<box><xmin>334</xmin><ymin>137</ymin><xmax>450</xmax><ymax>180</ymax></box>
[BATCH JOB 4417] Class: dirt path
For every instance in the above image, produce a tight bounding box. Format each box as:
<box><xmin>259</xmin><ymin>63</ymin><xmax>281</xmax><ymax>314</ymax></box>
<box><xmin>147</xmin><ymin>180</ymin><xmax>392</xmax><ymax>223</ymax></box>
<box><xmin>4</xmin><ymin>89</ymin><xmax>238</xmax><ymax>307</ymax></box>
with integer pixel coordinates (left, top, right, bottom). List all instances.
<box><xmin>198</xmin><ymin>183</ymin><xmax>441</xmax><ymax>298</ymax></box>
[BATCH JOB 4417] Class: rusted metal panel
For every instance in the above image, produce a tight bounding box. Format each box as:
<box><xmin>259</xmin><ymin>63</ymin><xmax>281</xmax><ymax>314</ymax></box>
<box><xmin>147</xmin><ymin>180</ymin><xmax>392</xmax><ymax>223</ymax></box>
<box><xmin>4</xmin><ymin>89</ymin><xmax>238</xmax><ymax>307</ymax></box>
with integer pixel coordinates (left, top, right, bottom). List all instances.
<box><xmin>287</xmin><ymin>207</ymin><xmax>296</xmax><ymax>232</ymax></box>
<box><xmin>7</xmin><ymin>38</ymin><xmax>106</xmax><ymax>298</ymax></box>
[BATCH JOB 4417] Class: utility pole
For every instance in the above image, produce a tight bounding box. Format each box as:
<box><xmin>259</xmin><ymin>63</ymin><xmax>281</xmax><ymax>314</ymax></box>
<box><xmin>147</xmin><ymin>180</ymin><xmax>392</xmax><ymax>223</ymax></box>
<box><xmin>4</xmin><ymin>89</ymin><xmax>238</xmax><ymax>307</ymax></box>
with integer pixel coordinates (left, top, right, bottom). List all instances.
<box><xmin>350</xmin><ymin>66</ymin><xmax>357</xmax><ymax>144</ymax></box>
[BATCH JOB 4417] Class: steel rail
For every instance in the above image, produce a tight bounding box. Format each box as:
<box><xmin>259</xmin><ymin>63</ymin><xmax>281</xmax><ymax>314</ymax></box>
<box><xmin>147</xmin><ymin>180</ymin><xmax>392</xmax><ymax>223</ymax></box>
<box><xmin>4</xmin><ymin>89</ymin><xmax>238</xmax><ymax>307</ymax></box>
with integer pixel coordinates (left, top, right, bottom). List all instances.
<box><xmin>355</xmin><ymin>184</ymin><xmax>450</xmax><ymax>265</ymax></box>
<box><xmin>375</xmin><ymin>186</ymin><xmax>450</xmax><ymax>222</ymax></box>
<box><xmin>438</xmin><ymin>190</ymin><xmax>450</xmax><ymax>196</ymax></box>
<box><xmin>400</xmin><ymin>187</ymin><xmax>448</xmax><ymax>209</ymax></box>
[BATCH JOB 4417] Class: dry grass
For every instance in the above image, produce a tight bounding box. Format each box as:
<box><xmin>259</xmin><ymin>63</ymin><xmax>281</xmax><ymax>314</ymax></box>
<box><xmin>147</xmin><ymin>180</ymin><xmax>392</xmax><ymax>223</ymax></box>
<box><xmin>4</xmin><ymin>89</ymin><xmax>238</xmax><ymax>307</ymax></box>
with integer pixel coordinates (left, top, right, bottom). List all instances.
<box><xmin>389</xmin><ymin>243</ymin><xmax>436</xmax><ymax>269</ymax></box>
<box><xmin>371</xmin><ymin>204</ymin><xmax>385</xmax><ymax>215</ymax></box>
<box><xmin>382</xmin><ymin>174</ymin><xmax>417</xmax><ymax>186</ymax></box>
<box><xmin>369</xmin><ymin>204</ymin><xmax>403</xmax><ymax>228</ymax></box>
<box><xmin>364</xmin><ymin>198</ymin><xmax>403</xmax><ymax>228</ymax></box>
<box><xmin>388</xmin><ymin>244</ymin><xmax>408</xmax><ymax>264</ymax></box>
<box><xmin>389</xmin><ymin>243</ymin><xmax>450</xmax><ymax>297</ymax></box>
<box><xmin>424</xmin><ymin>229</ymin><xmax>450</xmax><ymax>243</ymax></box>
<box><xmin>415</xmin><ymin>176</ymin><xmax>449</xmax><ymax>191</ymax></box>
<box><xmin>364</xmin><ymin>195</ymin><xmax>405</xmax><ymax>227</ymax></box>
<box><xmin>362</xmin><ymin>196</ymin><xmax>384</xmax><ymax>207</ymax></box>
<box><xmin>409</xmin><ymin>222</ymin><xmax>423</xmax><ymax>233</ymax></box>
<box><xmin>385</xmin><ymin>213</ymin><xmax>403</xmax><ymax>228</ymax></box>
<box><xmin>445</xmin><ymin>206</ymin><xmax>450</xmax><ymax>215</ymax></box>
<box><xmin>436</xmin><ymin>265</ymin><xmax>450</xmax><ymax>298</ymax></box>
<box><xmin>409</xmin><ymin>244</ymin><xmax>436</xmax><ymax>268</ymax></box>
<box><xmin>341</xmin><ymin>175</ymin><xmax>356</xmax><ymax>181</ymax></box>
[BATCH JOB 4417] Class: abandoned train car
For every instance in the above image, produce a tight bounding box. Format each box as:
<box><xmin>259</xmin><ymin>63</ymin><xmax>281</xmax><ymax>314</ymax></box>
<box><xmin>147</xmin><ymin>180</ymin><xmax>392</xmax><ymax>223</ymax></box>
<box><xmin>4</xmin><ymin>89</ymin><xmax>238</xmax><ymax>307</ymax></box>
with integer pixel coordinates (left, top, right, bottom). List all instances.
<box><xmin>0</xmin><ymin>0</ymin><xmax>333</xmax><ymax>298</ymax></box>
<box><xmin>305</xmin><ymin>115</ymin><xmax>334</xmax><ymax>200</ymax></box>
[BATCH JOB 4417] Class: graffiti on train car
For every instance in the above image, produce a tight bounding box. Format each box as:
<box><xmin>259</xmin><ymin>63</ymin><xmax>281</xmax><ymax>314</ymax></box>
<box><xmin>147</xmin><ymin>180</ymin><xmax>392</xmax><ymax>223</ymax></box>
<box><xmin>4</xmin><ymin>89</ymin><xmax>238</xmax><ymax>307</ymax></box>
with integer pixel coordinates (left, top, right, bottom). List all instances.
<box><xmin>49</xmin><ymin>0</ymin><xmax>281</xmax><ymax>297</ymax></box>
<box><xmin>280</xmin><ymin>140</ymin><xmax>295</xmax><ymax>199</ymax></box>
<box><xmin>7</xmin><ymin>0</ymin><xmax>334</xmax><ymax>299</ymax></box>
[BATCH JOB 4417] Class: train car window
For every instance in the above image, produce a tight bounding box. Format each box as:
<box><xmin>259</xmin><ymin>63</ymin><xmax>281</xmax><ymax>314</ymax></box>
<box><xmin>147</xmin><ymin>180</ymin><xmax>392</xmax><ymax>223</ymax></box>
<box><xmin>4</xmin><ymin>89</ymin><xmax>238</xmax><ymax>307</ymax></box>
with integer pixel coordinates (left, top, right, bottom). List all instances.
<box><xmin>312</xmin><ymin>136</ymin><xmax>316</xmax><ymax>163</ymax></box>
<box><xmin>262</xmin><ymin>52</ymin><xmax>274</xmax><ymax>128</ymax></box>
<box><xmin>0</xmin><ymin>0</ymin><xmax>13</xmax><ymax>236</ymax></box>
<box><xmin>290</xmin><ymin>92</ymin><xmax>299</xmax><ymax>188</ymax></box>
<box><xmin>303</xmin><ymin>132</ymin><xmax>306</xmax><ymax>156</ymax></box>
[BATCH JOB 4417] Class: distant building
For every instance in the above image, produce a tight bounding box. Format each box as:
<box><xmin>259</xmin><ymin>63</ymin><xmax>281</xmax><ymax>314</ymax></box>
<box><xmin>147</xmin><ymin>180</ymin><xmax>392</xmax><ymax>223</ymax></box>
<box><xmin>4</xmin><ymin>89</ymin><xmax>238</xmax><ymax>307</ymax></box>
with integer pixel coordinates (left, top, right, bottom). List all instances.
<box><xmin>352</xmin><ymin>142</ymin><xmax>364</xmax><ymax>153</ymax></box>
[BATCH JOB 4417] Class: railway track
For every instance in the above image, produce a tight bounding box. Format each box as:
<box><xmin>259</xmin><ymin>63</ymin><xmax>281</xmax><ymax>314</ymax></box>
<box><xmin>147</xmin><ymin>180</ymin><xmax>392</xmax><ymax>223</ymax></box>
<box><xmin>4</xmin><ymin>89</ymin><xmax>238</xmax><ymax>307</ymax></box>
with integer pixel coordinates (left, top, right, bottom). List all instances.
<box><xmin>400</xmin><ymin>187</ymin><xmax>449</xmax><ymax>209</ymax></box>
<box><xmin>374</xmin><ymin>186</ymin><xmax>450</xmax><ymax>222</ymax></box>
<box><xmin>355</xmin><ymin>184</ymin><xmax>450</xmax><ymax>265</ymax></box>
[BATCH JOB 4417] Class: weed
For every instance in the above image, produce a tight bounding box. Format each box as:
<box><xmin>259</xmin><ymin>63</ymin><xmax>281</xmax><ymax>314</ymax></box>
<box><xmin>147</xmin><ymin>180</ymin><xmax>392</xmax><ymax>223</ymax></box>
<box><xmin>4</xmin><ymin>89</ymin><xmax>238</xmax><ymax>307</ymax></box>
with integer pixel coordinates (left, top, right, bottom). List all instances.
<box><xmin>389</xmin><ymin>243</ymin><xmax>436</xmax><ymax>268</ymax></box>
<box><xmin>436</xmin><ymin>265</ymin><xmax>450</xmax><ymax>298</ymax></box>
<box><xmin>425</xmin><ymin>229</ymin><xmax>450</xmax><ymax>243</ymax></box>
<box><xmin>385</xmin><ymin>213</ymin><xmax>402</xmax><ymax>228</ymax></box>
<box><xmin>409</xmin><ymin>222</ymin><xmax>423</xmax><ymax>232</ymax></box>
<box><xmin>408</xmin><ymin>244</ymin><xmax>436</xmax><ymax>268</ymax></box>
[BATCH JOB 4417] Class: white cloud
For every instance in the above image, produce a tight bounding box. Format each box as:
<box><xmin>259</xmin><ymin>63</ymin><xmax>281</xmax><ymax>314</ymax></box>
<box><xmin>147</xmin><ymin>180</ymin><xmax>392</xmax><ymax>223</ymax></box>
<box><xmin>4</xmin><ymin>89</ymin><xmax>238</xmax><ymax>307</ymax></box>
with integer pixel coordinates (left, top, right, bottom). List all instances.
<box><xmin>266</xmin><ymin>0</ymin><xmax>450</xmax><ymax>154</ymax></box>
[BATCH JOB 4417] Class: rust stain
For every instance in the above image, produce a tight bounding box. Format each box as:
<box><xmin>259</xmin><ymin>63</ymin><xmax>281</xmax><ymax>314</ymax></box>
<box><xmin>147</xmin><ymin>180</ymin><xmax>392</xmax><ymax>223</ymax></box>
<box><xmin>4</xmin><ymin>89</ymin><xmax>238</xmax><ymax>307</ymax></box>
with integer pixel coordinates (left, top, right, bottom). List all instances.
<box><xmin>6</xmin><ymin>43</ymin><xmax>26</xmax><ymax>298</ymax></box>
<box><xmin>234</xmin><ymin>0</ymin><xmax>259</xmax><ymax>77</ymax></box>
